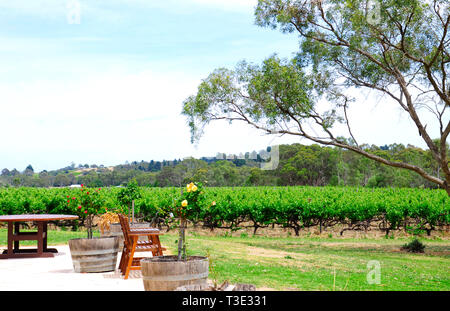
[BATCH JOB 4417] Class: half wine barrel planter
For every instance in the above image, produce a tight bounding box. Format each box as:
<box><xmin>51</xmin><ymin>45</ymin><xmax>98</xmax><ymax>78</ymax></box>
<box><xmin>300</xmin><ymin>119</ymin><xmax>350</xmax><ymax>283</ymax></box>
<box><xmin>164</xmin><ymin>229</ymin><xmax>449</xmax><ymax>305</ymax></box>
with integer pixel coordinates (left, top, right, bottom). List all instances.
<box><xmin>68</xmin><ymin>237</ymin><xmax>119</xmax><ymax>273</ymax></box>
<box><xmin>141</xmin><ymin>256</ymin><xmax>209</xmax><ymax>291</ymax></box>
<box><xmin>100</xmin><ymin>223</ymin><xmax>124</xmax><ymax>248</ymax></box>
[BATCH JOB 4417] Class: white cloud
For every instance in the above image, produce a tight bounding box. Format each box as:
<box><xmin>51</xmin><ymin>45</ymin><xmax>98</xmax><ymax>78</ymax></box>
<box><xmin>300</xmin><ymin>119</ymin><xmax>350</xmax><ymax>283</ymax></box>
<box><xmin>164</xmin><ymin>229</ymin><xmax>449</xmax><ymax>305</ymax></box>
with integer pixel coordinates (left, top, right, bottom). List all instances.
<box><xmin>0</xmin><ymin>56</ymin><xmax>441</xmax><ymax>172</ymax></box>
<box><xmin>0</xmin><ymin>0</ymin><xmax>258</xmax><ymax>19</ymax></box>
<box><xmin>189</xmin><ymin>0</ymin><xmax>257</xmax><ymax>12</ymax></box>
<box><xmin>0</xmin><ymin>0</ymin><xmax>441</xmax><ymax>173</ymax></box>
<box><xmin>0</xmin><ymin>63</ymin><xmax>286</xmax><ymax>171</ymax></box>
<box><xmin>102</xmin><ymin>0</ymin><xmax>258</xmax><ymax>12</ymax></box>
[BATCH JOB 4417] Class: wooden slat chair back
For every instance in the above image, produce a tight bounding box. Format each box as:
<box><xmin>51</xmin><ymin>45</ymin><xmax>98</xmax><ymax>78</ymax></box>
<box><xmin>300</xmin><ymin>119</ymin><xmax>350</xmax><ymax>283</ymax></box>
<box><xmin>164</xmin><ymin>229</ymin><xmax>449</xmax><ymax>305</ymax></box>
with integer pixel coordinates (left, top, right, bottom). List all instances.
<box><xmin>119</xmin><ymin>213</ymin><xmax>133</xmax><ymax>250</ymax></box>
<box><xmin>118</xmin><ymin>213</ymin><xmax>165</xmax><ymax>279</ymax></box>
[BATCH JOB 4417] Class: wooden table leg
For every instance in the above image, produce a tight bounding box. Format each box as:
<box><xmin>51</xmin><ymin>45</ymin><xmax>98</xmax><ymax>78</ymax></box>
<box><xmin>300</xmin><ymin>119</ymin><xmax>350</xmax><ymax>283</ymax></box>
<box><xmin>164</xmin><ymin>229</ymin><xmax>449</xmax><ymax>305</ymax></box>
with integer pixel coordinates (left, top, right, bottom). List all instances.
<box><xmin>37</xmin><ymin>221</ymin><xmax>44</xmax><ymax>255</ymax></box>
<box><xmin>7</xmin><ymin>222</ymin><xmax>13</xmax><ymax>256</ymax></box>
<box><xmin>41</xmin><ymin>221</ymin><xmax>57</xmax><ymax>253</ymax></box>
<box><xmin>14</xmin><ymin>222</ymin><xmax>20</xmax><ymax>251</ymax></box>
<box><xmin>42</xmin><ymin>222</ymin><xmax>48</xmax><ymax>251</ymax></box>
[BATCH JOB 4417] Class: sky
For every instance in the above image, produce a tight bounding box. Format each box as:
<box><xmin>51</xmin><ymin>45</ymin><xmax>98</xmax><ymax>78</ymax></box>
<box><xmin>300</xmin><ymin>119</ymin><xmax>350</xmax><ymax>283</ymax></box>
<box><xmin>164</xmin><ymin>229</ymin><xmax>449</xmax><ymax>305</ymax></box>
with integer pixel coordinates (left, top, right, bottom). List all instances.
<box><xmin>0</xmin><ymin>0</ymin><xmax>444</xmax><ymax>172</ymax></box>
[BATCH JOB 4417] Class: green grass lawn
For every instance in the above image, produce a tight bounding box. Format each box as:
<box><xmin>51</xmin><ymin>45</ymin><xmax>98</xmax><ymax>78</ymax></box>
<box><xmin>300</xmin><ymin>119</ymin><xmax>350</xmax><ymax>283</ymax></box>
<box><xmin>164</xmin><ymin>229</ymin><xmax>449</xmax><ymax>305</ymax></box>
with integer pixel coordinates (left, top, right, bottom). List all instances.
<box><xmin>161</xmin><ymin>233</ymin><xmax>450</xmax><ymax>291</ymax></box>
<box><xmin>1</xmin><ymin>228</ymin><xmax>448</xmax><ymax>291</ymax></box>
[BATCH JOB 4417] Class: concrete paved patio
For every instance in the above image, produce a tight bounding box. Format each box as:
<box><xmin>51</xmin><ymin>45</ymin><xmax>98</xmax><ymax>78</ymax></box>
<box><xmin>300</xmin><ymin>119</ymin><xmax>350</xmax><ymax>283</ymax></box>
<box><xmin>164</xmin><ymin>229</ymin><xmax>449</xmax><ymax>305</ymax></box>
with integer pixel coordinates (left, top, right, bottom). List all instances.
<box><xmin>0</xmin><ymin>245</ymin><xmax>147</xmax><ymax>291</ymax></box>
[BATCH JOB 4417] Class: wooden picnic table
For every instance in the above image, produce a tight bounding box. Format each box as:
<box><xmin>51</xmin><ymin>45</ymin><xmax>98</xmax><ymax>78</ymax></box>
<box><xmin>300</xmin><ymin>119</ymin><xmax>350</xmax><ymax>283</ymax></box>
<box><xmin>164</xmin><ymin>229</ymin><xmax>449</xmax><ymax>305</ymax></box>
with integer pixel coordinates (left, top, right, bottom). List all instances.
<box><xmin>0</xmin><ymin>214</ymin><xmax>78</xmax><ymax>259</ymax></box>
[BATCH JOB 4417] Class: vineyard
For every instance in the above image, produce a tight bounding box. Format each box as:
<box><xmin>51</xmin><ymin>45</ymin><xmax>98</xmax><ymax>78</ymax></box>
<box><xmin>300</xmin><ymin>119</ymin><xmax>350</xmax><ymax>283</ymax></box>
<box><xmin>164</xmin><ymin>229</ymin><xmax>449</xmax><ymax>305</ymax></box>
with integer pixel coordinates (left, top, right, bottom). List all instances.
<box><xmin>0</xmin><ymin>186</ymin><xmax>448</xmax><ymax>237</ymax></box>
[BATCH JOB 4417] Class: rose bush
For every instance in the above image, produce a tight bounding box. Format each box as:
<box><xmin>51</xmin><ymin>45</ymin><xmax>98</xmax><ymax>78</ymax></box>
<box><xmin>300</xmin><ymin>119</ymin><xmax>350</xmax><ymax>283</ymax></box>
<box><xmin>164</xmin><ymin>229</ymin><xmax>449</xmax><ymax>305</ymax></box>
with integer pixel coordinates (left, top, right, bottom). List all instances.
<box><xmin>168</xmin><ymin>182</ymin><xmax>207</xmax><ymax>260</ymax></box>
<box><xmin>66</xmin><ymin>184</ymin><xmax>107</xmax><ymax>238</ymax></box>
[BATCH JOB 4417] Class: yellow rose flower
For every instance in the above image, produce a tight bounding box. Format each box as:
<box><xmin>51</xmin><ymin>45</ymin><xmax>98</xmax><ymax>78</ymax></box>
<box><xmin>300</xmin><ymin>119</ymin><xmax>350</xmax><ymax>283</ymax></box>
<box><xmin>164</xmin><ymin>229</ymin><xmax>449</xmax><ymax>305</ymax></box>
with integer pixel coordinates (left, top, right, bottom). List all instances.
<box><xmin>181</xmin><ymin>199</ymin><xmax>188</xmax><ymax>207</ymax></box>
<box><xmin>187</xmin><ymin>182</ymin><xmax>195</xmax><ymax>192</ymax></box>
<box><xmin>192</xmin><ymin>185</ymin><xmax>198</xmax><ymax>192</ymax></box>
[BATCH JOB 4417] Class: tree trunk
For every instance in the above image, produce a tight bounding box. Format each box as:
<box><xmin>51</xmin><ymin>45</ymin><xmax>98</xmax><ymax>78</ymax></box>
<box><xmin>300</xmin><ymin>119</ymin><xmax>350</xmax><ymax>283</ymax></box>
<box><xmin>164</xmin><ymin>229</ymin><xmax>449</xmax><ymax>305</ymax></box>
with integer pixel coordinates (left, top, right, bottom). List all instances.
<box><xmin>132</xmin><ymin>200</ymin><xmax>135</xmax><ymax>224</ymax></box>
<box><xmin>128</xmin><ymin>202</ymin><xmax>131</xmax><ymax>223</ymax></box>
<box><xmin>177</xmin><ymin>218</ymin><xmax>186</xmax><ymax>261</ymax></box>
<box><xmin>86</xmin><ymin>215</ymin><xmax>93</xmax><ymax>239</ymax></box>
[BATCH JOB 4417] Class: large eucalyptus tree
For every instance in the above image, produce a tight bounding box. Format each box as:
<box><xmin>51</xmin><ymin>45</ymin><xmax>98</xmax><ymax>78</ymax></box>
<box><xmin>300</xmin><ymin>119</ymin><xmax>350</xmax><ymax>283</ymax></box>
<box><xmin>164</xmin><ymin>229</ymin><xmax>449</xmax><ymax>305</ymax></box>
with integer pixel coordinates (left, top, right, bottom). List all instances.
<box><xmin>182</xmin><ymin>0</ymin><xmax>450</xmax><ymax>194</ymax></box>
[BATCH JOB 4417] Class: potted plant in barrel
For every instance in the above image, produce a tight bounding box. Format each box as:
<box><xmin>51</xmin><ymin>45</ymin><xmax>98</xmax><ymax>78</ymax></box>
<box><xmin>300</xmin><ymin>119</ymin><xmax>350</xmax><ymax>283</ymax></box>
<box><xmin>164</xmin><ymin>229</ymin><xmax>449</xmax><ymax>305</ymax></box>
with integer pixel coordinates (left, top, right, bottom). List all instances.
<box><xmin>141</xmin><ymin>182</ymin><xmax>210</xmax><ymax>291</ymax></box>
<box><xmin>99</xmin><ymin>179</ymin><xmax>145</xmax><ymax>249</ymax></box>
<box><xmin>116</xmin><ymin>178</ymin><xmax>153</xmax><ymax>236</ymax></box>
<box><xmin>66</xmin><ymin>185</ymin><xmax>120</xmax><ymax>273</ymax></box>
<box><xmin>98</xmin><ymin>211</ymin><xmax>122</xmax><ymax>244</ymax></box>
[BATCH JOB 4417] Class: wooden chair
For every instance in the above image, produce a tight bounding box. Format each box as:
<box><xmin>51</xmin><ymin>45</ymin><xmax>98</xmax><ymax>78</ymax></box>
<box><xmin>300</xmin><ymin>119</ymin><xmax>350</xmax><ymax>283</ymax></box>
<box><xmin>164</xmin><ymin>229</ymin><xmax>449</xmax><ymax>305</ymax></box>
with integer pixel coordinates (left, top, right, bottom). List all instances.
<box><xmin>118</xmin><ymin>214</ymin><xmax>165</xmax><ymax>279</ymax></box>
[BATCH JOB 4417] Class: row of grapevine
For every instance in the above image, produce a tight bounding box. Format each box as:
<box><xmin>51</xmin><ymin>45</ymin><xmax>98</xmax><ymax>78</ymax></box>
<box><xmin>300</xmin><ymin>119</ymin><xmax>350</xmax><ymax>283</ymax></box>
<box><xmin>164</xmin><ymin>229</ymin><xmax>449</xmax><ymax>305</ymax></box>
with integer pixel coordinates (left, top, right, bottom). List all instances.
<box><xmin>196</xmin><ymin>187</ymin><xmax>449</xmax><ymax>235</ymax></box>
<box><xmin>0</xmin><ymin>186</ymin><xmax>448</xmax><ymax>235</ymax></box>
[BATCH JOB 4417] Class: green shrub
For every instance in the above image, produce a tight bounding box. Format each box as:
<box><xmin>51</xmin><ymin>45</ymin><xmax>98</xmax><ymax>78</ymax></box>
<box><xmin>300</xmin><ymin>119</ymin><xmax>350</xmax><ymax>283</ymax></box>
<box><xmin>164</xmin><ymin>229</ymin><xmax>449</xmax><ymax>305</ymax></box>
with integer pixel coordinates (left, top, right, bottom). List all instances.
<box><xmin>401</xmin><ymin>238</ymin><xmax>425</xmax><ymax>253</ymax></box>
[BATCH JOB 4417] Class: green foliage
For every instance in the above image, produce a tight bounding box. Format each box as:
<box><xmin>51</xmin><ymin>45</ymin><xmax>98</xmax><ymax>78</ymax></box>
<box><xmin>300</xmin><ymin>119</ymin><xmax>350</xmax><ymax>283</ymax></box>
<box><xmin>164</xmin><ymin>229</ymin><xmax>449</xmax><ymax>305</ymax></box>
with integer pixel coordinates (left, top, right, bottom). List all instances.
<box><xmin>182</xmin><ymin>56</ymin><xmax>314</xmax><ymax>144</ymax></box>
<box><xmin>117</xmin><ymin>179</ymin><xmax>141</xmax><ymax>205</ymax></box>
<box><xmin>401</xmin><ymin>238</ymin><xmax>426</xmax><ymax>253</ymax></box>
<box><xmin>0</xmin><ymin>186</ymin><xmax>448</xmax><ymax>238</ymax></box>
<box><xmin>66</xmin><ymin>185</ymin><xmax>106</xmax><ymax>217</ymax></box>
<box><xmin>175</xmin><ymin>182</ymin><xmax>206</xmax><ymax>221</ymax></box>
<box><xmin>65</xmin><ymin>184</ymin><xmax>107</xmax><ymax>238</ymax></box>
<box><xmin>0</xmin><ymin>142</ymin><xmax>445</xmax><ymax>189</ymax></box>
<box><xmin>117</xmin><ymin>178</ymin><xmax>141</xmax><ymax>215</ymax></box>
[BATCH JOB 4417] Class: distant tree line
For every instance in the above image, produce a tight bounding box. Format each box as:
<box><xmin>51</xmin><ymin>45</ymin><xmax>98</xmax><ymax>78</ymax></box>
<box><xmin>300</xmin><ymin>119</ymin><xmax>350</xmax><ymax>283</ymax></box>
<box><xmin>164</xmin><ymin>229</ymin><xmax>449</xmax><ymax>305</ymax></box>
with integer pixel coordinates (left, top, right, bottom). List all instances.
<box><xmin>0</xmin><ymin>142</ymin><xmax>446</xmax><ymax>189</ymax></box>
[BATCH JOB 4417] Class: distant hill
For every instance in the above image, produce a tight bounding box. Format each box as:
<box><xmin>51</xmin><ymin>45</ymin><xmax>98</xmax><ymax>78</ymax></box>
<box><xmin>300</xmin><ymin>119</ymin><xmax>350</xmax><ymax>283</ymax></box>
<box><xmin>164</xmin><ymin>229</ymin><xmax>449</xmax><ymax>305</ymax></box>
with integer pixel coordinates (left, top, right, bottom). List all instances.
<box><xmin>0</xmin><ymin>143</ymin><xmax>441</xmax><ymax>189</ymax></box>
